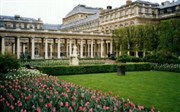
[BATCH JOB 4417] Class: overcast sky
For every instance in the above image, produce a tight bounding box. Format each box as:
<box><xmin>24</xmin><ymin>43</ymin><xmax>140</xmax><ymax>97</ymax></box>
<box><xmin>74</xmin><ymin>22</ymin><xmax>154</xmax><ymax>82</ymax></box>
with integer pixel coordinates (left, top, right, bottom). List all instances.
<box><xmin>0</xmin><ymin>0</ymin><xmax>168</xmax><ymax>24</ymax></box>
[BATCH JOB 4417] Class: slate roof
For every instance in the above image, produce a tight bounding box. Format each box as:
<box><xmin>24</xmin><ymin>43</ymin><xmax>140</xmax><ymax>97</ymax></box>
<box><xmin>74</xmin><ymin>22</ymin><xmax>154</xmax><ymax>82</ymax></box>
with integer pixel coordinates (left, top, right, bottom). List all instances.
<box><xmin>0</xmin><ymin>15</ymin><xmax>40</xmax><ymax>22</ymax></box>
<box><xmin>61</xmin><ymin>11</ymin><xmax>100</xmax><ymax>29</ymax></box>
<box><xmin>65</xmin><ymin>4</ymin><xmax>101</xmax><ymax>18</ymax></box>
<box><xmin>43</xmin><ymin>24</ymin><xmax>62</xmax><ymax>30</ymax></box>
<box><xmin>158</xmin><ymin>0</ymin><xmax>180</xmax><ymax>9</ymax></box>
<box><xmin>135</xmin><ymin>0</ymin><xmax>159</xmax><ymax>6</ymax></box>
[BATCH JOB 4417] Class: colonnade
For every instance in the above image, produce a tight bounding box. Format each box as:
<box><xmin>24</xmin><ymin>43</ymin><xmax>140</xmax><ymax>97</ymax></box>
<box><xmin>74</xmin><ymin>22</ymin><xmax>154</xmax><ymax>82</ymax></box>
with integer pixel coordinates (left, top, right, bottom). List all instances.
<box><xmin>0</xmin><ymin>36</ymin><xmax>113</xmax><ymax>59</ymax></box>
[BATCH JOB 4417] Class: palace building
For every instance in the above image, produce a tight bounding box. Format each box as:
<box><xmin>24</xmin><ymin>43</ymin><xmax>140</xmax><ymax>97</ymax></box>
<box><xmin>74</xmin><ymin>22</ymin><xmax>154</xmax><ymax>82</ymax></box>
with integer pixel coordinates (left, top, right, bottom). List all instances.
<box><xmin>0</xmin><ymin>0</ymin><xmax>179</xmax><ymax>59</ymax></box>
<box><xmin>61</xmin><ymin>0</ymin><xmax>180</xmax><ymax>33</ymax></box>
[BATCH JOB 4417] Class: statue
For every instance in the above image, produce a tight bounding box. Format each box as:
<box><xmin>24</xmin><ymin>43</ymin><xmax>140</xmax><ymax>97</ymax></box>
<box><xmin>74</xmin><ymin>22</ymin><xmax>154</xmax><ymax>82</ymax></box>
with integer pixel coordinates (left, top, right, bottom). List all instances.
<box><xmin>72</xmin><ymin>45</ymin><xmax>78</xmax><ymax>57</ymax></box>
<box><xmin>69</xmin><ymin>45</ymin><xmax>79</xmax><ymax>66</ymax></box>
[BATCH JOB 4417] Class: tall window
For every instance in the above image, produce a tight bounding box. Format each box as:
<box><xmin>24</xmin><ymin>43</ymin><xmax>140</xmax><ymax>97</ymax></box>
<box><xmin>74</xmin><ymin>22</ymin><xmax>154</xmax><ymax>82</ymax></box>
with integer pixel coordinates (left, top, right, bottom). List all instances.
<box><xmin>138</xmin><ymin>7</ymin><xmax>142</xmax><ymax>13</ymax></box>
<box><xmin>131</xmin><ymin>8</ymin><xmax>134</xmax><ymax>14</ymax></box>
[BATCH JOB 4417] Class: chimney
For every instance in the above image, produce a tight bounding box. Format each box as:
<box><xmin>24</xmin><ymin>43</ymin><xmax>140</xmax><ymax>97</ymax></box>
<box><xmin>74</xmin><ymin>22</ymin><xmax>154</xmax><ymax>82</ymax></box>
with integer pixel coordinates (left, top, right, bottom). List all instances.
<box><xmin>14</xmin><ymin>15</ymin><xmax>20</xmax><ymax>19</ymax></box>
<box><xmin>107</xmin><ymin>6</ymin><xmax>112</xmax><ymax>10</ymax></box>
<box><xmin>126</xmin><ymin>0</ymin><xmax>132</xmax><ymax>5</ymax></box>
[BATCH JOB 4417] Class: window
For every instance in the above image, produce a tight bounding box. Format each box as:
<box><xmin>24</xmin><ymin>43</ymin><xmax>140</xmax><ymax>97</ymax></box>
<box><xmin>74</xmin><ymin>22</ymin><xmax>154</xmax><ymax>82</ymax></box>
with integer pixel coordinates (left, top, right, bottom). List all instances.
<box><xmin>138</xmin><ymin>7</ymin><xmax>142</xmax><ymax>13</ymax></box>
<box><xmin>131</xmin><ymin>8</ymin><xmax>134</xmax><ymax>14</ymax></box>
<box><xmin>20</xmin><ymin>24</ymin><xmax>24</xmax><ymax>28</ymax></box>
<box><xmin>167</xmin><ymin>8</ymin><xmax>172</xmax><ymax>13</ymax></box>
<box><xmin>16</xmin><ymin>23</ymin><xmax>20</xmax><ymax>28</ymax></box>
<box><xmin>160</xmin><ymin>10</ymin><xmax>164</xmax><ymax>15</ymax></box>
<box><xmin>125</xmin><ymin>10</ymin><xmax>129</xmax><ymax>15</ymax></box>
<box><xmin>145</xmin><ymin>8</ymin><xmax>149</xmax><ymax>14</ymax></box>
<box><xmin>27</xmin><ymin>24</ymin><xmax>30</xmax><ymax>29</ymax></box>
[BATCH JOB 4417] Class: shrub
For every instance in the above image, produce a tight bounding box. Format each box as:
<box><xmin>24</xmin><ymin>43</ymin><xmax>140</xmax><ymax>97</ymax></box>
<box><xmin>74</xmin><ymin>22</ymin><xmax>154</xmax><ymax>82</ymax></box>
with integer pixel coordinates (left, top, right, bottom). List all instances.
<box><xmin>151</xmin><ymin>63</ymin><xmax>180</xmax><ymax>72</ymax></box>
<box><xmin>38</xmin><ymin>63</ymin><xmax>151</xmax><ymax>76</ymax></box>
<box><xmin>0</xmin><ymin>54</ymin><xmax>20</xmax><ymax>74</ymax></box>
<box><xmin>116</xmin><ymin>55</ymin><xmax>142</xmax><ymax>63</ymax></box>
<box><xmin>143</xmin><ymin>52</ymin><xmax>180</xmax><ymax>64</ymax></box>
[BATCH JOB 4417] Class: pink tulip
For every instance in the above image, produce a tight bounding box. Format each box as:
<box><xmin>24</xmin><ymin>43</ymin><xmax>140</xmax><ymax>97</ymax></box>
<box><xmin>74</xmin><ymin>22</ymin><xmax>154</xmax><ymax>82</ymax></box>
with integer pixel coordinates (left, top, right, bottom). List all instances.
<box><xmin>103</xmin><ymin>106</ymin><xmax>106</xmax><ymax>110</ymax></box>
<box><xmin>36</xmin><ymin>107</ymin><xmax>41</xmax><ymax>112</ymax></box>
<box><xmin>17</xmin><ymin>100</ymin><xmax>22</xmax><ymax>107</ymax></box>
<box><xmin>52</xmin><ymin>107</ymin><xmax>56</xmax><ymax>112</ymax></box>
<box><xmin>60</xmin><ymin>102</ymin><xmax>64</xmax><ymax>107</ymax></box>
<box><xmin>106</xmin><ymin>107</ymin><xmax>110</xmax><ymax>110</ymax></box>
<box><xmin>85</xmin><ymin>102</ymin><xmax>90</xmax><ymax>106</ymax></box>
<box><xmin>10</xmin><ymin>105</ymin><xmax>14</xmax><ymax>110</ymax></box>
<box><xmin>79</xmin><ymin>106</ymin><xmax>83</xmax><ymax>111</ymax></box>
<box><xmin>89</xmin><ymin>108</ymin><xmax>93</xmax><ymax>112</ymax></box>
<box><xmin>68</xmin><ymin>106</ymin><xmax>73</xmax><ymax>111</ymax></box>
<box><xmin>65</xmin><ymin>102</ymin><xmax>69</xmax><ymax>107</ymax></box>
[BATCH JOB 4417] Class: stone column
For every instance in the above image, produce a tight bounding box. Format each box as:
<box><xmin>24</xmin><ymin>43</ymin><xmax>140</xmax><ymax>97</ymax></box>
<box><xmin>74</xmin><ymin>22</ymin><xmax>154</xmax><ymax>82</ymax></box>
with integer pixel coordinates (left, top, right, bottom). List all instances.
<box><xmin>104</xmin><ymin>40</ymin><xmax>107</xmax><ymax>57</ymax></box>
<box><xmin>110</xmin><ymin>40</ymin><xmax>113</xmax><ymax>54</ymax></box>
<box><xmin>80</xmin><ymin>39</ymin><xmax>83</xmax><ymax>58</ymax></box>
<box><xmin>28</xmin><ymin>38</ymin><xmax>31</xmax><ymax>55</ymax></box>
<box><xmin>31</xmin><ymin>37</ymin><xmax>35</xmax><ymax>59</ymax></box>
<box><xmin>57</xmin><ymin>39</ymin><xmax>61</xmax><ymax>58</ymax></box>
<box><xmin>85</xmin><ymin>40</ymin><xmax>88</xmax><ymax>57</ymax></box>
<box><xmin>136</xmin><ymin>51</ymin><xmax>139</xmax><ymax>57</ymax></box>
<box><xmin>143</xmin><ymin>51</ymin><xmax>146</xmax><ymax>57</ymax></box>
<box><xmin>94</xmin><ymin>40</ymin><xmax>98</xmax><ymax>57</ymax></box>
<box><xmin>100</xmin><ymin>40</ymin><xmax>104</xmax><ymax>58</ymax></box>
<box><xmin>127</xmin><ymin>43</ymin><xmax>130</xmax><ymax>56</ymax></box>
<box><xmin>53</xmin><ymin>38</ymin><xmax>56</xmax><ymax>58</ymax></box>
<box><xmin>69</xmin><ymin>39</ymin><xmax>72</xmax><ymax>56</ymax></box>
<box><xmin>107</xmin><ymin>42</ymin><xmax>109</xmax><ymax>55</ymax></box>
<box><xmin>22</xmin><ymin>43</ymin><xmax>26</xmax><ymax>54</ymax></box>
<box><xmin>50</xmin><ymin>43</ymin><xmax>53</xmax><ymax>59</ymax></box>
<box><xmin>45</xmin><ymin>38</ymin><xmax>48</xmax><ymax>59</ymax></box>
<box><xmin>91</xmin><ymin>39</ymin><xmax>94</xmax><ymax>58</ymax></box>
<box><xmin>64</xmin><ymin>39</ymin><xmax>68</xmax><ymax>57</ymax></box>
<box><xmin>12</xmin><ymin>43</ymin><xmax>15</xmax><ymax>54</ymax></box>
<box><xmin>88</xmin><ymin>43</ymin><xmax>90</xmax><ymax>57</ymax></box>
<box><xmin>15</xmin><ymin>37</ymin><xmax>20</xmax><ymax>59</ymax></box>
<box><xmin>41</xmin><ymin>38</ymin><xmax>44</xmax><ymax>58</ymax></box>
<box><xmin>0</xmin><ymin>36</ymin><xmax>5</xmax><ymax>54</ymax></box>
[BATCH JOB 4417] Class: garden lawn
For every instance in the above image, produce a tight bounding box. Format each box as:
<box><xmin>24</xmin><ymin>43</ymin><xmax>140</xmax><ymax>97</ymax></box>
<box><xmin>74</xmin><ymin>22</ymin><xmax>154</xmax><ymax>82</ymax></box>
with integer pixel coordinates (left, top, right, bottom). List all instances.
<box><xmin>58</xmin><ymin>71</ymin><xmax>180</xmax><ymax>112</ymax></box>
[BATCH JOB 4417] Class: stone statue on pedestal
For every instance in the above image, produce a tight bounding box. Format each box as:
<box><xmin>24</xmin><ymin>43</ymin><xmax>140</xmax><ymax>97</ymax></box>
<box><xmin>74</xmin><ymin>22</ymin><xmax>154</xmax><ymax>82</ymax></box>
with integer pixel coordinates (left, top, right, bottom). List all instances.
<box><xmin>69</xmin><ymin>45</ymin><xmax>79</xmax><ymax>66</ymax></box>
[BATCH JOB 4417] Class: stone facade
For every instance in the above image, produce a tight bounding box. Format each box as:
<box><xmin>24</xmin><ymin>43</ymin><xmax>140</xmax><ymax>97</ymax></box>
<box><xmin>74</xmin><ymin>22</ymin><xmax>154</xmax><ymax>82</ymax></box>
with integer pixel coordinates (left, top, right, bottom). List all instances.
<box><xmin>61</xmin><ymin>0</ymin><xmax>180</xmax><ymax>33</ymax></box>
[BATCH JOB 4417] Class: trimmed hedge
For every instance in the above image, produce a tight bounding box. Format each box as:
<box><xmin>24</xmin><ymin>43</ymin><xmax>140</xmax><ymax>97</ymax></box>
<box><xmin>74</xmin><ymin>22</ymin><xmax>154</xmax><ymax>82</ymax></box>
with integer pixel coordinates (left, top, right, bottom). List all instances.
<box><xmin>151</xmin><ymin>63</ymin><xmax>180</xmax><ymax>72</ymax></box>
<box><xmin>38</xmin><ymin>63</ymin><xmax>151</xmax><ymax>76</ymax></box>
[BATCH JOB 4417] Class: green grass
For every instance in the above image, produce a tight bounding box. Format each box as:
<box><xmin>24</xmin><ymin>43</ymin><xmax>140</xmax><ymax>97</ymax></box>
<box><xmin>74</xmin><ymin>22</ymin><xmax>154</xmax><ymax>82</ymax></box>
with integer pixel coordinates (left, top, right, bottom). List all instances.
<box><xmin>58</xmin><ymin>71</ymin><xmax>180</xmax><ymax>112</ymax></box>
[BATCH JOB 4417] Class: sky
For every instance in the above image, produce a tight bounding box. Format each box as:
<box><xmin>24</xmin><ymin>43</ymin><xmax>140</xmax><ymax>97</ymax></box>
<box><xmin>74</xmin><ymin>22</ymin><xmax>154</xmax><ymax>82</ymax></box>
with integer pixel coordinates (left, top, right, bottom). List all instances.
<box><xmin>0</xmin><ymin>0</ymin><xmax>168</xmax><ymax>24</ymax></box>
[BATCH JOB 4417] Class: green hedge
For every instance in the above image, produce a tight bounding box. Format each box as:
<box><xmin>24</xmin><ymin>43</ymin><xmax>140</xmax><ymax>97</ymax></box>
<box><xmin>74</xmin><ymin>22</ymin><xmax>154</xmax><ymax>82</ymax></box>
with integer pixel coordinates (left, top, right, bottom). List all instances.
<box><xmin>151</xmin><ymin>63</ymin><xmax>180</xmax><ymax>72</ymax></box>
<box><xmin>38</xmin><ymin>63</ymin><xmax>151</xmax><ymax>76</ymax></box>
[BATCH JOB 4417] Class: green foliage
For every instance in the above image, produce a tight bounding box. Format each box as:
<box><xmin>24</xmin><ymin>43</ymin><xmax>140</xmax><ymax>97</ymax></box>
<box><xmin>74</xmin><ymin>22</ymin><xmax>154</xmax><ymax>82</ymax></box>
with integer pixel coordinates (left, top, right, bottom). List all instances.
<box><xmin>113</xmin><ymin>19</ymin><xmax>180</xmax><ymax>56</ymax></box>
<box><xmin>38</xmin><ymin>63</ymin><xmax>151</xmax><ymax>76</ymax></box>
<box><xmin>0</xmin><ymin>54</ymin><xmax>20</xmax><ymax>74</ymax></box>
<box><xmin>159</xmin><ymin>19</ymin><xmax>180</xmax><ymax>55</ymax></box>
<box><xmin>116</xmin><ymin>55</ymin><xmax>143</xmax><ymax>63</ymax></box>
<box><xmin>152</xmin><ymin>63</ymin><xmax>180</xmax><ymax>72</ymax></box>
<box><xmin>143</xmin><ymin>52</ymin><xmax>180</xmax><ymax>64</ymax></box>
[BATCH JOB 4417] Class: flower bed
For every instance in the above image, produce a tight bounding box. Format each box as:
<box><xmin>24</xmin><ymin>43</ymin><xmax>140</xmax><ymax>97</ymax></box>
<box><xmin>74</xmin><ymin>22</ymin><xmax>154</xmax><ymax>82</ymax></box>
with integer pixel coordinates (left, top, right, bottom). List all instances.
<box><xmin>1</xmin><ymin>67</ymin><xmax>47</xmax><ymax>80</ymax></box>
<box><xmin>0</xmin><ymin>75</ymin><xmax>156</xmax><ymax>112</ymax></box>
